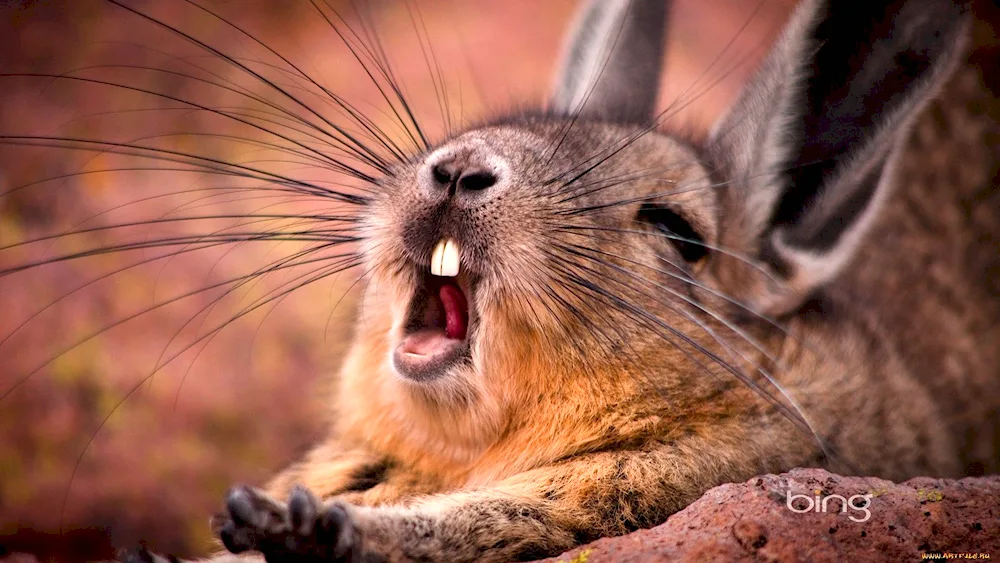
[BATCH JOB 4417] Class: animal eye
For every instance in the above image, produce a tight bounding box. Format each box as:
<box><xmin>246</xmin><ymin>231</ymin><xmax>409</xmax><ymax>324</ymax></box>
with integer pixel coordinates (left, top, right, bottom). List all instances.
<box><xmin>636</xmin><ymin>203</ymin><xmax>708</xmax><ymax>263</ymax></box>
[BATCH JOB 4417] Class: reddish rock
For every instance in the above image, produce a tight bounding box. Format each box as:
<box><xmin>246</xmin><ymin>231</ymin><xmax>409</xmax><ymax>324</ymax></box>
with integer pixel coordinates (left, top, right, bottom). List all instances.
<box><xmin>540</xmin><ymin>468</ymin><xmax>999</xmax><ymax>562</ymax></box>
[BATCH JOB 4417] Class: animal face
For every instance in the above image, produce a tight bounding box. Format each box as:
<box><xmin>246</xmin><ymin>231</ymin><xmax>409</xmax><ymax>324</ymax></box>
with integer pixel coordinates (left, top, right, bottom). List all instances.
<box><xmin>349</xmin><ymin>0</ymin><xmax>972</xmax><ymax>432</ymax></box>
<box><xmin>362</xmin><ymin>119</ymin><xmax>716</xmax><ymax>389</ymax></box>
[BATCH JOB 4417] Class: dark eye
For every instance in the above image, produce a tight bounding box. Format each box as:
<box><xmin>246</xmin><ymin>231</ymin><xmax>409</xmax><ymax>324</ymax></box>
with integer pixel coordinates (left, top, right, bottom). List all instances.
<box><xmin>636</xmin><ymin>203</ymin><xmax>708</xmax><ymax>263</ymax></box>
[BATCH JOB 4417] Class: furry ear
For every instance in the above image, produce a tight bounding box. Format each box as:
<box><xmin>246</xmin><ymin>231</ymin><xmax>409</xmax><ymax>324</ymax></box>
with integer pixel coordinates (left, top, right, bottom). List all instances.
<box><xmin>706</xmin><ymin>0</ymin><xmax>970</xmax><ymax>316</ymax></box>
<box><xmin>550</xmin><ymin>0</ymin><xmax>667</xmax><ymax>122</ymax></box>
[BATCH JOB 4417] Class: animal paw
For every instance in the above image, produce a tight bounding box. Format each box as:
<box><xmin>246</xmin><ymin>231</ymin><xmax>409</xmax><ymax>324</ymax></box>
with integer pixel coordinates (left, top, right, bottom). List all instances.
<box><xmin>215</xmin><ymin>484</ymin><xmax>361</xmax><ymax>563</ymax></box>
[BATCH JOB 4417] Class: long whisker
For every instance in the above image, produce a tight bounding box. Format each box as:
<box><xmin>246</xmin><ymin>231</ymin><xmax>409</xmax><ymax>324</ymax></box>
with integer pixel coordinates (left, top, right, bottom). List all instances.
<box><xmin>542</xmin><ymin>0</ymin><xmax>638</xmax><ymax>168</ymax></box>
<box><xmin>177</xmin><ymin>0</ymin><xmax>410</xmax><ymax>166</ymax></box>
<box><xmin>104</xmin><ymin>0</ymin><xmax>397</xmax><ymax>175</ymax></box>
<box><xmin>545</xmin><ymin>249</ymin><xmax>819</xmax><ymax>439</ymax></box>
<box><xmin>545</xmin><ymin>0</ymin><xmax>773</xmax><ymax>190</ymax></box>
<box><xmin>553</xmin><ymin>226</ymin><xmax>785</xmax><ymax>332</ymax></box>
<box><xmin>3</xmin><ymin>73</ymin><xmax>382</xmax><ymax>182</ymax></box>
<box><xmin>0</xmin><ymin>244</ymin><xmax>360</xmax><ymax>404</ymax></box>
<box><xmin>46</xmin><ymin>61</ymin><xmax>384</xmax><ymax>169</ymax></box>
<box><xmin>405</xmin><ymin>0</ymin><xmax>453</xmax><ymax>136</ymax></box>
<box><xmin>556</xmin><ymin>224</ymin><xmax>777</xmax><ymax>284</ymax></box>
<box><xmin>57</xmin><ymin>254</ymin><xmax>361</xmax><ymax>533</ymax></box>
<box><xmin>146</xmin><ymin>247</ymin><xmax>358</xmax><ymax>390</ymax></box>
<box><xmin>549</xmin><ymin>238</ymin><xmax>832</xmax><ymax>453</ymax></box>
<box><xmin>309</xmin><ymin>0</ymin><xmax>428</xmax><ymax>152</ymax></box>
<box><xmin>0</xmin><ymin>136</ymin><xmax>370</xmax><ymax>203</ymax></box>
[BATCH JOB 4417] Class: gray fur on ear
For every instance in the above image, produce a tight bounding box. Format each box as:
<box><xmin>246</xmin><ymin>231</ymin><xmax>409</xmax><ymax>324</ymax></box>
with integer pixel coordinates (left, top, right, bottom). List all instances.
<box><xmin>707</xmin><ymin>0</ymin><xmax>971</xmax><ymax>315</ymax></box>
<box><xmin>550</xmin><ymin>0</ymin><xmax>667</xmax><ymax>123</ymax></box>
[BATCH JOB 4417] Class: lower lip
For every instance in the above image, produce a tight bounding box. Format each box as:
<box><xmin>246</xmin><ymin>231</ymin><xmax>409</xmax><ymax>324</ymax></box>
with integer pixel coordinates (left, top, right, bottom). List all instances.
<box><xmin>391</xmin><ymin>331</ymin><xmax>470</xmax><ymax>381</ymax></box>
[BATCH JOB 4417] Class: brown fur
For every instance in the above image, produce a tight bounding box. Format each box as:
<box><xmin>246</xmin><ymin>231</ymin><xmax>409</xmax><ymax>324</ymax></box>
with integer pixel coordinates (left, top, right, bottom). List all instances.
<box><xmin>193</xmin><ymin>2</ymin><xmax>1000</xmax><ymax>562</ymax></box>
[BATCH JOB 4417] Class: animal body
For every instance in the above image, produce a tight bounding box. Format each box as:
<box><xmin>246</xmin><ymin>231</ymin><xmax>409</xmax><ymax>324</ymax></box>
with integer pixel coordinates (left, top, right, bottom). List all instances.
<box><xmin>33</xmin><ymin>0</ymin><xmax>1000</xmax><ymax>561</ymax></box>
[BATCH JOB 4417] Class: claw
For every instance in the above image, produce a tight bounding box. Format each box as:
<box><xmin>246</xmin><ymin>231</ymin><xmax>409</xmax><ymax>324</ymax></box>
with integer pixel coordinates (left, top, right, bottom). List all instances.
<box><xmin>289</xmin><ymin>485</ymin><xmax>318</xmax><ymax>536</ymax></box>
<box><xmin>323</xmin><ymin>504</ymin><xmax>359</xmax><ymax>559</ymax></box>
<box><xmin>226</xmin><ymin>486</ymin><xmax>259</xmax><ymax>527</ymax></box>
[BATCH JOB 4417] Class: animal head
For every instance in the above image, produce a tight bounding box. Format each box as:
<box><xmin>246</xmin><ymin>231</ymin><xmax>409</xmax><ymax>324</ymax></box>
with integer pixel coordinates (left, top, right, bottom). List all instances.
<box><xmin>344</xmin><ymin>0</ymin><xmax>970</xmax><ymax>451</ymax></box>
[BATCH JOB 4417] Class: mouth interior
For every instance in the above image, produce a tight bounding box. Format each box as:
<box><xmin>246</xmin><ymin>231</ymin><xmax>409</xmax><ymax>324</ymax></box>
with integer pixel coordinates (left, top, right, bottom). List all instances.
<box><xmin>439</xmin><ymin>283</ymin><xmax>469</xmax><ymax>339</ymax></box>
<box><xmin>394</xmin><ymin>274</ymin><xmax>471</xmax><ymax>379</ymax></box>
<box><xmin>401</xmin><ymin>279</ymin><xmax>469</xmax><ymax>354</ymax></box>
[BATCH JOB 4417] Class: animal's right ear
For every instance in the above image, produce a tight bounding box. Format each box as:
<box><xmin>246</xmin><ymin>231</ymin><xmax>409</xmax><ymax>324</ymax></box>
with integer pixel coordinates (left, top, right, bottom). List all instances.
<box><xmin>550</xmin><ymin>0</ymin><xmax>667</xmax><ymax>123</ymax></box>
<box><xmin>704</xmin><ymin>0</ymin><xmax>970</xmax><ymax>317</ymax></box>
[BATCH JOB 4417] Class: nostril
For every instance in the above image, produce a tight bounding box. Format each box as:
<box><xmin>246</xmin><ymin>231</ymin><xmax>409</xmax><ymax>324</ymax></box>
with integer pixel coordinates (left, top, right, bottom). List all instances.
<box><xmin>432</xmin><ymin>165</ymin><xmax>453</xmax><ymax>186</ymax></box>
<box><xmin>458</xmin><ymin>172</ymin><xmax>496</xmax><ymax>192</ymax></box>
<box><xmin>427</xmin><ymin>156</ymin><xmax>498</xmax><ymax>194</ymax></box>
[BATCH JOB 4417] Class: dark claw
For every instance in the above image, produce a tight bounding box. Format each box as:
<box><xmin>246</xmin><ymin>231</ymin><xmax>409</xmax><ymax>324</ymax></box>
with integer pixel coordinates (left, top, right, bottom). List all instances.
<box><xmin>215</xmin><ymin>484</ymin><xmax>361</xmax><ymax>562</ymax></box>
<box><xmin>226</xmin><ymin>486</ymin><xmax>261</xmax><ymax>527</ymax></box>
<box><xmin>323</xmin><ymin>504</ymin><xmax>359</xmax><ymax>559</ymax></box>
<box><xmin>219</xmin><ymin>516</ymin><xmax>255</xmax><ymax>554</ymax></box>
<box><xmin>288</xmin><ymin>485</ymin><xmax>318</xmax><ymax>536</ymax></box>
<box><xmin>227</xmin><ymin>484</ymin><xmax>286</xmax><ymax>530</ymax></box>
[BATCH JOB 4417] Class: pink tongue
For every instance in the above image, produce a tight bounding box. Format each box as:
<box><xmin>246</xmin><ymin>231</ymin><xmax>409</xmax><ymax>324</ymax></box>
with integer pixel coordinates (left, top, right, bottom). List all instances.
<box><xmin>439</xmin><ymin>283</ymin><xmax>469</xmax><ymax>340</ymax></box>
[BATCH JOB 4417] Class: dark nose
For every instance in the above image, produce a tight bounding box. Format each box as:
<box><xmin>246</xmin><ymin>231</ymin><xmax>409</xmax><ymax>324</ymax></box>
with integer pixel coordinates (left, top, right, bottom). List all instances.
<box><xmin>430</xmin><ymin>157</ymin><xmax>497</xmax><ymax>195</ymax></box>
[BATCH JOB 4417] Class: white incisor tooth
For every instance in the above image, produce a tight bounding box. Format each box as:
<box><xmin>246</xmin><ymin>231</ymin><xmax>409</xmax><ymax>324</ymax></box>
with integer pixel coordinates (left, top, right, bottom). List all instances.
<box><xmin>431</xmin><ymin>237</ymin><xmax>460</xmax><ymax>277</ymax></box>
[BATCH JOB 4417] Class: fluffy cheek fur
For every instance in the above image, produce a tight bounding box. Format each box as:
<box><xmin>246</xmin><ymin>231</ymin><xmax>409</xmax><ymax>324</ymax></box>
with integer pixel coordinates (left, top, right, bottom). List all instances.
<box><xmin>334</xmin><ymin>245</ymin><xmax>647</xmax><ymax>482</ymax></box>
<box><xmin>334</xmin><ymin>265</ymin><xmax>496</xmax><ymax>467</ymax></box>
<box><xmin>340</xmin><ymin>202</ymin><xmax>585</xmax><ymax>461</ymax></box>
<box><xmin>343</xmin><ymin>176</ymin><xmax>754</xmax><ymax>490</ymax></box>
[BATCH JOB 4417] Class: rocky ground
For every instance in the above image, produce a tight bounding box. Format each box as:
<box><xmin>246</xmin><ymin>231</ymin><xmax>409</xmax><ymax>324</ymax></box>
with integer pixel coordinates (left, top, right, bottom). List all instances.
<box><xmin>3</xmin><ymin>469</ymin><xmax>997</xmax><ymax>561</ymax></box>
<box><xmin>540</xmin><ymin>468</ymin><xmax>999</xmax><ymax>563</ymax></box>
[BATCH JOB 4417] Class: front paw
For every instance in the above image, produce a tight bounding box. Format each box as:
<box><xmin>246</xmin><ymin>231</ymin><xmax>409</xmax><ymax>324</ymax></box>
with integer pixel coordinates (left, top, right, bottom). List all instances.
<box><xmin>214</xmin><ymin>485</ymin><xmax>361</xmax><ymax>563</ymax></box>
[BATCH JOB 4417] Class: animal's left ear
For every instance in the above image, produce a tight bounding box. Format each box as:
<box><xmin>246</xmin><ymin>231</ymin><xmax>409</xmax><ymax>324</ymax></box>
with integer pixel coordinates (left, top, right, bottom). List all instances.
<box><xmin>706</xmin><ymin>0</ymin><xmax>971</xmax><ymax>316</ymax></box>
<box><xmin>550</xmin><ymin>0</ymin><xmax>667</xmax><ymax>122</ymax></box>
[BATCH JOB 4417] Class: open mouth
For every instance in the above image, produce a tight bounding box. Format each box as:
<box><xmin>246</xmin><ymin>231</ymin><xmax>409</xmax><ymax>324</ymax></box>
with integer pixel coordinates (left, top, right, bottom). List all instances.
<box><xmin>392</xmin><ymin>238</ymin><xmax>473</xmax><ymax>381</ymax></box>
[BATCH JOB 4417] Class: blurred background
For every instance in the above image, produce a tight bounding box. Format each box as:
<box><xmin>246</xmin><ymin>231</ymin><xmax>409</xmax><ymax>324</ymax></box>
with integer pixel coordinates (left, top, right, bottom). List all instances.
<box><xmin>0</xmin><ymin>1</ymin><xmax>797</xmax><ymax>560</ymax></box>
